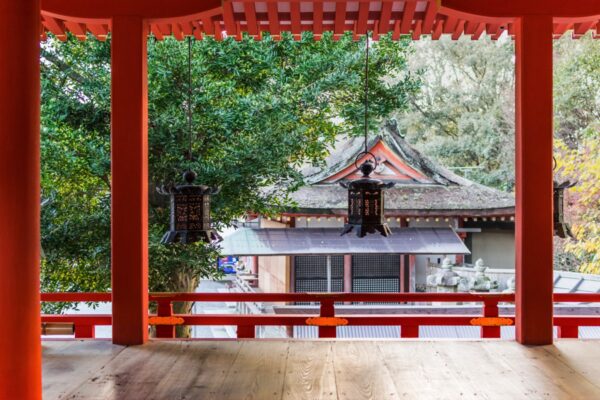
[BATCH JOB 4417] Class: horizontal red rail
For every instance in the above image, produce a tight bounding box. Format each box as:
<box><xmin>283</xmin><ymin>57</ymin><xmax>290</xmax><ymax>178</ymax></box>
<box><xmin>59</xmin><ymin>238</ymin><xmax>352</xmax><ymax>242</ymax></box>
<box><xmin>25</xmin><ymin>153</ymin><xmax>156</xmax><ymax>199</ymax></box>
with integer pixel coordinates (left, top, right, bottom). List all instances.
<box><xmin>41</xmin><ymin>292</ymin><xmax>515</xmax><ymax>303</ymax></box>
<box><xmin>39</xmin><ymin>292</ymin><xmax>600</xmax><ymax>340</ymax></box>
<box><xmin>39</xmin><ymin>292</ymin><xmax>600</xmax><ymax>304</ymax></box>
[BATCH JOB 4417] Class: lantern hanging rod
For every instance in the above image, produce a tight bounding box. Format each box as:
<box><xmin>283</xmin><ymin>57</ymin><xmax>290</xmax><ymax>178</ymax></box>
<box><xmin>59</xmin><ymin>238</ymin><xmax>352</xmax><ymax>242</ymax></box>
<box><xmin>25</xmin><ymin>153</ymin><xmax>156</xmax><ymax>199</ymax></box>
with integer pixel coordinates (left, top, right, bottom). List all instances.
<box><xmin>364</xmin><ymin>31</ymin><xmax>370</xmax><ymax>154</ymax></box>
<box><xmin>187</xmin><ymin>35</ymin><xmax>193</xmax><ymax>163</ymax></box>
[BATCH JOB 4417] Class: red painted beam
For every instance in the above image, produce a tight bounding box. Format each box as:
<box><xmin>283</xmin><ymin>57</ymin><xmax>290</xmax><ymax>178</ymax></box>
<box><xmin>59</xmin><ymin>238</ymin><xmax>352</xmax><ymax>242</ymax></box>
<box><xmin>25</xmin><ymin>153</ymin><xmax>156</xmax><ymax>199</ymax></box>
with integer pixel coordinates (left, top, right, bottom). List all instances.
<box><xmin>335</xmin><ymin>1</ymin><xmax>347</xmax><ymax>35</ymax></box>
<box><xmin>222</xmin><ymin>1</ymin><xmax>237</xmax><ymax>36</ymax></box>
<box><xmin>267</xmin><ymin>2</ymin><xmax>280</xmax><ymax>34</ymax></box>
<box><xmin>471</xmin><ymin>22</ymin><xmax>485</xmax><ymax>40</ymax></box>
<box><xmin>87</xmin><ymin>23</ymin><xmax>108</xmax><ymax>40</ymax></box>
<box><xmin>356</xmin><ymin>1</ymin><xmax>369</xmax><ymax>34</ymax></box>
<box><xmin>290</xmin><ymin>1</ymin><xmax>301</xmax><ymax>35</ymax></box>
<box><xmin>41</xmin><ymin>291</ymin><xmax>600</xmax><ymax>305</ymax></box>
<box><xmin>42</xmin><ymin>15</ymin><xmax>67</xmax><ymax>40</ymax></box>
<box><xmin>201</xmin><ymin>16</ymin><xmax>214</xmax><ymax>34</ymax></box>
<box><xmin>514</xmin><ymin>15</ymin><xmax>554</xmax><ymax>346</ymax></box>
<box><xmin>400</xmin><ymin>1</ymin><xmax>416</xmax><ymax>34</ymax></box>
<box><xmin>379</xmin><ymin>1</ymin><xmax>393</xmax><ymax>34</ymax></box>
<box><xmin>422</xmin><ymin>0</ymin><xmax>438</xmax><ymax>33</ymax></box>
<box><xmin>313</xmin><ymin>1</ymin><xmax>324</xmax><ymax>35</ymax></box>
<box><xmin>41</xmin><ymin>292</ymin><xmax>112</xmax><ymax>302</ymax></box>
<box><xmin>244</xmin><ymin>2</ymin><xmax>259</xmax><ymax>36</ymax></box>
<box><xmin>412</xmin><ymin>19</ymin><xmax>422</xmax><ymax>40</ymax></box>
<box><xmin>41</xmin><ymin>0</ymin><xmax>223</xmax><ymax>24</ymax></box>
<box><xmin>1</xmin><ymin>1</ymin><xmax>42</xmax><ymax>398</ymax></box>
<box><xmin>432</xmin><ymin>19</ymin><xmax>444</xmax><ymax>39</ymax></box>
<box><xmin>148</xmin><ymin>292</ymin><xmax>514</xmax><ymax>303</ymax></box>
<box><xmin>451</xmin><ymin>19</ymin><xmax>465</xmax><ymax>40</ymax></box>
<box><xmin>443</xmin><ymin>15</ymin><xmax>459</xmax><ymax>34</ymax></box>
<box><xmin>440</xmin><ymin>0</ymin><xmax>600</xmax><ymax>19</ymax></box>
<box><xmin>111</xmin><ymin>16</ymin><xmax>149</xmax><ymax>346</ymax></box>
<box><xmin>64</xmin><ymin>20</ymin><xmax>87</xmax><ymax>39</ymax></box>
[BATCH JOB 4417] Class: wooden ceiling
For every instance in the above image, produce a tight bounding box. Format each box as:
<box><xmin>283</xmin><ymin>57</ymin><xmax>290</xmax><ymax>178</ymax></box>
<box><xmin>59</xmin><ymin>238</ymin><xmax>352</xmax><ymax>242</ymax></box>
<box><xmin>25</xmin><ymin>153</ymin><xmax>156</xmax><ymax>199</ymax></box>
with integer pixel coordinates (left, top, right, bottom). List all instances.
<box><xmin>40</xmin><ymin>0</ymin><xmax>600</xmax><ymax>42</ymax></box>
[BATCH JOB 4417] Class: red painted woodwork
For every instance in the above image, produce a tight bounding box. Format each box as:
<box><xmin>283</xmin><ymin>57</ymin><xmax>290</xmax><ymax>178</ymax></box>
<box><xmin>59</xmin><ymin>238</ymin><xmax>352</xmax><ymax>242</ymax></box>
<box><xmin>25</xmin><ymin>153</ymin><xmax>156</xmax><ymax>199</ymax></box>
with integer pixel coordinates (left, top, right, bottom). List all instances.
<box><xmin>41</xmin><ymin>0</ymin><xmax>222</xmax><ymax>23</ymax></box>
<box><xmin>344</xmin><ymin>255</ymin><xmax>352</xmax><ymax>293</ymax></box>
<box><xmin>318</xmin><ymin>300</ymin><xmax>337</xmax><ymax>338</ymax></box>
<box><xmin>0</xmin><ymin>1</ymin><xmax>42</xmax><ymax>399</ymax></box>
<box><xmin>41</xmin><ymin>292</ymin><xmax>600</xmax><ymax>341</ymax></box>
<box><xmin>323</xmin><ymin>139</ymin><xmax>429</xmax><ymax>183</ymax></box>
<box><xmin>155</xmin><ymin>300</ymin><xmax>176</xmax><ymax>338</ymax></box>
<box><xmin>111</xmin><ymin>16</ymin><xmax>149</xmax><ymax>346</ymax></box>
<box><xmin>514</xmin><ymin>15</ymin><xmax>554</xmax><ymax>346</ymax></box>
<box><xmin>440</xmin><ymin>0</ymin><xmax>600</xmax><ymax>19</ymax></box>
<box><xmin>557</xmin><ymin>325</ymin><xmax>578</xmax><ymax>339</ymax></box>
<box><xmin>401</xmin><ymin>325</ymin><xmax>419</xmax><ymax>338</ymax></box>
<box><xmin>43</xmin><ymin>292</ymin><xmax>590</xmax><ymax>303</ymax></box>
<box><xmin>37</xmin><ymin>0</ymin><xmax>600</xmax><ymax>42</ymax></box>
<box><xmin>481</xmin><ymin>299</ymin><xmax>501</xmax><ymax>338</ymax></box>
<box><xmin>237</xmin><ymin>325</ymin><xmax>257</xmax><ymax>338</ymax></box>
<box><xmin>74</xmin><ymin>324</ymin><xmax>96</xmax><ymax>339</ymax></box>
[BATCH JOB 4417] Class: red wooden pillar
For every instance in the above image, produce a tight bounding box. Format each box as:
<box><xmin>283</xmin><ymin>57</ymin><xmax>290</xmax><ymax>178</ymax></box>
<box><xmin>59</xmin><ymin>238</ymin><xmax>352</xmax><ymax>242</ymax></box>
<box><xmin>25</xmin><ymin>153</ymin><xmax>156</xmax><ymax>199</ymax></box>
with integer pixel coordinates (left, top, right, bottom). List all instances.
<box><xmin>514</xmin><ymin>15</ymin><xmax>554</xmax><ymax>345</ymax></box>
<box><xmin>111</xmin><ymin>16</ymin><xmax>149</xmax><ymax>345</ymax></box>
<box><xmin>0</xmin><ymin>1</ymin><xmax>42</xmax><ymax>398</ymax></box>
<box><xmin>343</xmin><ymin>255</ymin><xmax>352</xmax><ymax>292</ymax></box>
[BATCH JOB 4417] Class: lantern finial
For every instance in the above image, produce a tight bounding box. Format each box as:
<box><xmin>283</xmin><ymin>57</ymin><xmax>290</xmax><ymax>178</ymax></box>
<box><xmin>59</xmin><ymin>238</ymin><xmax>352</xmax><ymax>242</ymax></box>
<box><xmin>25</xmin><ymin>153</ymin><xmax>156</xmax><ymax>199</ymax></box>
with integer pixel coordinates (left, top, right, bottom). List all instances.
<box><xmin>183</xmin><ymin>170</ymin><xmax>197</xmax><ymax>184</ymax></box>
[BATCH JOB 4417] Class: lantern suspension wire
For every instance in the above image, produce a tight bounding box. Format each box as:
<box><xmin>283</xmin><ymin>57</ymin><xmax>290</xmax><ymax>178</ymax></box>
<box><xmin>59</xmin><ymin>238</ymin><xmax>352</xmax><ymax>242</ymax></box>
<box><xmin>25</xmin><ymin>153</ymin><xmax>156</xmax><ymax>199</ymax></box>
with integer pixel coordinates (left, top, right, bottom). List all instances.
<box><xmin>187</xmin><ymin>35</ymin><xmax>193</xmax><ymax>164</ymax></box>
<box><xmin>363</xmin><ymin>31</ymin><xmax>370</xmax><ymax>154</ymax></box>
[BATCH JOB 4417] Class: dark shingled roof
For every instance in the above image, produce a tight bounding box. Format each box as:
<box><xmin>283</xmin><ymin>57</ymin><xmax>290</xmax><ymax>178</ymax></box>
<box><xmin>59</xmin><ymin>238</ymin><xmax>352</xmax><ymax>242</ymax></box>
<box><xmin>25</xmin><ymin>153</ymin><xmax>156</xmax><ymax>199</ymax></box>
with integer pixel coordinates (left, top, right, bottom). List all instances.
<box><xmin>288</xmin><ymin>120</ymin><xmax>515</xmax><ymax>216</ymax></box>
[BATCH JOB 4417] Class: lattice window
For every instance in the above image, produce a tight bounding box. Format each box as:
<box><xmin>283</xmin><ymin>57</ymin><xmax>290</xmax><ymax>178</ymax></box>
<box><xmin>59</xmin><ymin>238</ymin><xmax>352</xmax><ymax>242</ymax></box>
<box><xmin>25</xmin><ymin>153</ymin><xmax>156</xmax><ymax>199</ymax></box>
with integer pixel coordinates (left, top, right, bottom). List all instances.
<box><xmin>352</xmin><ymin>254</ymin><xmax>400</xmax><ymax>294</ymax></box>
<box><xmin>294</xmin><ymin>255</ymin><xmax>344</xmax><ymax>304</ymax></box>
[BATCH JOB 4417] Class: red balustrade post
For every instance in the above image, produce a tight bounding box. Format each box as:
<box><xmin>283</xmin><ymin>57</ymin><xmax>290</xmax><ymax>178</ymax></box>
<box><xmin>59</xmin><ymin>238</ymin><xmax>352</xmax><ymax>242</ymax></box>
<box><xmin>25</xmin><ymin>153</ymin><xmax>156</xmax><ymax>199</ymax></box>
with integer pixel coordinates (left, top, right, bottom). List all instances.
<box><xmin>0</xmin><ymin>1</ymin><xmax>42</xmax><ymax>398</ymax></box>
<box><xmin>237</xmin><ymin>325</ymin><xmax>256</xmax><ymax>338</ymax></box>
<box><xmin>318</xmin><ymin>299</ymin><xmax>336</xmax><ymax>338</ymax></box>
<box><xmin>401</xmin><ymin>325</ymin><xmax>419</xmax><ymax>338</ymax></box>
<box><xmin>111</xmin><ymin>15</ymin><xmax>149</xmax><ymax>345</ymax></box>
<box><xmin>155</xmin><ymin>299</ymin><xmax>175</xmax><ymax>339</ymax></box>
<box><xmin>557</xmin><ymin>325</ymin><xmax>578</xmax><ymax>339</ymax></box>
<box><xmin>481</xmin><ymin>298</ymin><xmax>501</xmax><ymax>339</ymax></box>
<box><xmin>514</xmin><ymin>14</ymin><xmax>554</xmax><ymax>345</ymax></box>
<box><xmin>74</xmin><ymin>324</ymin><xmax>96</xmax><ymax>339</ymax></box>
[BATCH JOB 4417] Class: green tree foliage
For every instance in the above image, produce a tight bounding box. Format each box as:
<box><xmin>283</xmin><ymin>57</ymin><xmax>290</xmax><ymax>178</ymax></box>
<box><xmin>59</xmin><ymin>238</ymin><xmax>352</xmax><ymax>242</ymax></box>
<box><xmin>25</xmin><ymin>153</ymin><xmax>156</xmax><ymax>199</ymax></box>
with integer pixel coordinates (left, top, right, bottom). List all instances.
<box><xmin>554</xmin><ymin>35</ymin><xmax>600</xmax><ymax>149</ymax></box>
<box><xmin>40</xmin><ymin>32</ymin><xmax>418</xmax><ymax>316</ymax></box>
<box><xmin>398</xmin><ymin>36</ymin><xmax>515</xmax><ymax>191</ymax></box>
<box><xmin>553</xmin><ymin>35</ymin><xmax>600</xmax><ymax>273</ymax></box>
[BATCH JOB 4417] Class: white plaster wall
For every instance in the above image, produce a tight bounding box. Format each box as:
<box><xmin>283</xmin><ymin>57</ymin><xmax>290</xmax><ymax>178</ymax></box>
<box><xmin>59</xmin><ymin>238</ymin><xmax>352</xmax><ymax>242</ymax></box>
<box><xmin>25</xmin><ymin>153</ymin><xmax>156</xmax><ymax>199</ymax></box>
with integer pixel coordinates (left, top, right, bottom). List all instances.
<box><xmin>471</xmin><ymin>231</ymin><xmax>515</xmax><ymax>269</ymax></box>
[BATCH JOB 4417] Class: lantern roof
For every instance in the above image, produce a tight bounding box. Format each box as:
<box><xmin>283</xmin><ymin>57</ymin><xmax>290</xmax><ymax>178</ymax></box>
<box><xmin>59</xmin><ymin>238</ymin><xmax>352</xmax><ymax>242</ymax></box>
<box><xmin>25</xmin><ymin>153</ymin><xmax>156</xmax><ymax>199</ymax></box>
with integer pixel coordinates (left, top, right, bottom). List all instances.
<box><xmin>287</xmin><ymin>120</ymin><xmax>515</xmax><ymax>216</ymax></box>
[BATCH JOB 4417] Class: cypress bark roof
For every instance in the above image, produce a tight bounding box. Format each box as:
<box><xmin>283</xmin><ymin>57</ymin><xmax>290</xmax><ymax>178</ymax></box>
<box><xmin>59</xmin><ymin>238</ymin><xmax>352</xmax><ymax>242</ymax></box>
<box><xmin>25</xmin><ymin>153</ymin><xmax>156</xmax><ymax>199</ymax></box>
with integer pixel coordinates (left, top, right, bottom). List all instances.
<box><xmin>289</xmin><ymin>120</ymin><xmax>515</xmax><ymax>215</ymax></box>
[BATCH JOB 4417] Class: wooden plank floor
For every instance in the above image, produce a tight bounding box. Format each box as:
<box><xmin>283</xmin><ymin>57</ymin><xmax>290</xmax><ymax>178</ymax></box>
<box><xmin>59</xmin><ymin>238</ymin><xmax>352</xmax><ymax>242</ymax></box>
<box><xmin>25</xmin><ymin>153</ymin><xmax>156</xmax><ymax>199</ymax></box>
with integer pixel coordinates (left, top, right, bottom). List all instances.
<box><xmin>43</xmin><ymin>340</ymin><xmax>600</xmax><ymax>400</ymax></box>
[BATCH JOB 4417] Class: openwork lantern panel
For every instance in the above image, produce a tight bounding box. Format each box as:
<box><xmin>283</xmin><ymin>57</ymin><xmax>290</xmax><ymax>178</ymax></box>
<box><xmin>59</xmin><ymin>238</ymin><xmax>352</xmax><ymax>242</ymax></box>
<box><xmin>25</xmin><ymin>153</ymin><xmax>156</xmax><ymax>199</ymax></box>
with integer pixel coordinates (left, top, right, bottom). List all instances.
<box><xmin>341</xmin><ymin>160</ymin><xmax>394</xmax><ymax>238</ymax></box>
<box><xmin>162</xmin><ymin>171</ymin><xmax>221</xmax><ymax>244</ymax></box>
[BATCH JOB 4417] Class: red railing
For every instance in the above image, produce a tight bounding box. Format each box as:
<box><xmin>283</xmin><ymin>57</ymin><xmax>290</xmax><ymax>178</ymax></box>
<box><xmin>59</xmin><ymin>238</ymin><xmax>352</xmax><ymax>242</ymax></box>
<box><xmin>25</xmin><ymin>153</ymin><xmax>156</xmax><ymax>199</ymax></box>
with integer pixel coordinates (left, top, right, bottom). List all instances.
<box><xmin>40</xmin><ymin>292</ymin><xmax>600</xmax><ymax>340</ymax></box>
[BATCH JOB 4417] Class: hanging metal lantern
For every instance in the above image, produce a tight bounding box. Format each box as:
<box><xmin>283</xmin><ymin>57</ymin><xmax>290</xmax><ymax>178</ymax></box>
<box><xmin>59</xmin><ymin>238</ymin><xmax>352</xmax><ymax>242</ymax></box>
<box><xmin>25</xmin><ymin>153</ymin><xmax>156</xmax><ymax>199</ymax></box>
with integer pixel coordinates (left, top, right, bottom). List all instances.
<box><xmin>161</xmin><ymin>35</ymin><xmax>221</xmax><ymax>245</ymax></box>
<box><xmin>554</xmin><ymin>180</ymin><xmax>576</xmax><ymax>239</ymax></box>
<box><xmin>161</xmin><ymin>170</ymin><xmax>221</xmax><ymax>244</ymax></box>
<box><xmin>341</xmin><ymin>155</ymin><xmax>394</xmax><ymax>237</ymax></box>
<box><xmin>340</xmin><ymin>31</ymin><xmax>393</xmax><ymax>238</ymax></box>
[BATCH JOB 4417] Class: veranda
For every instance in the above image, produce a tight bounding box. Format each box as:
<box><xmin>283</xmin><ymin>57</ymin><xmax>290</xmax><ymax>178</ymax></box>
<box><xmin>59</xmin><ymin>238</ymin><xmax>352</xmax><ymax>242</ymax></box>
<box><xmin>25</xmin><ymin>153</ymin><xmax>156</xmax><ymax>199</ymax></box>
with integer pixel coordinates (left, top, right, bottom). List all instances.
<box><xmin>2</xmin><ymin>1</ymin><xmax>600</xmax><ymax>399</ymax></box>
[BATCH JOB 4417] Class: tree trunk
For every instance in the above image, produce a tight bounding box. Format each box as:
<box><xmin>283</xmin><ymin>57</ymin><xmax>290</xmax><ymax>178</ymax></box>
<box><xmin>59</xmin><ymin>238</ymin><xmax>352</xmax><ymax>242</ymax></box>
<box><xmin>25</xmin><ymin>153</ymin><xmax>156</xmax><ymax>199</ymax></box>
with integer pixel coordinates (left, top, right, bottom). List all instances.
<box><xmin>171</xmin><ymin>269</ymin><xmax>199</xmax><ymax>338</ymax></box>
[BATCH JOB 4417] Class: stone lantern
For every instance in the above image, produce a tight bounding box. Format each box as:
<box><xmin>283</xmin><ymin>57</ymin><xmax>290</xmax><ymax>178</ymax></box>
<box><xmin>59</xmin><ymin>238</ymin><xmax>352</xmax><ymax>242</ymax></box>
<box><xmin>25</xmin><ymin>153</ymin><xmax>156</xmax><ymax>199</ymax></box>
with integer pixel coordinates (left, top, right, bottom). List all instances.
<box><xmin>426</xmin><ymin>257</ymin><xmax>462</xmax><ymax>293</ymax></box>
<box><xmin>467</xmin><ymin>259</ymin><xmax>498</xmax><ymax>292</ymax></box>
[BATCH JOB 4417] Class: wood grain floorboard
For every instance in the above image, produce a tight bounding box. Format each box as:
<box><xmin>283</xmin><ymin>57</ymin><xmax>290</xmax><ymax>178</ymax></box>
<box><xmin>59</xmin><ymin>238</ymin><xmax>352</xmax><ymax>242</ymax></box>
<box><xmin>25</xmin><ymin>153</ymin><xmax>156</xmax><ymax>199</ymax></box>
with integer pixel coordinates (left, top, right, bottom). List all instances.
<box><xmin>42</xmin><ymin>340</ymin><xmax>600</xmax><ymax>400</ymax></box>
<box><xmin>282</xmin><ymin>341</ymin><xmax>337</xmax><ymax>400</ymax></box>
<box><xmin>332</xmin><ymin>341</ymin><xmax>400</xmax><ymax>400</ymax></box>
<box><xmin>43</xmin><ymin>341</ymin><xmax>126</xmax><ymax>400</ymax></box>
<box><xmin>148</xmin><ymin>340</ymin><xmax>242</xmax><ymax>400</ymax></box>
<box><xmin>214</xmin><ymin>340</ymin><xmax>290</xmax><ymax>400</ymax></box>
